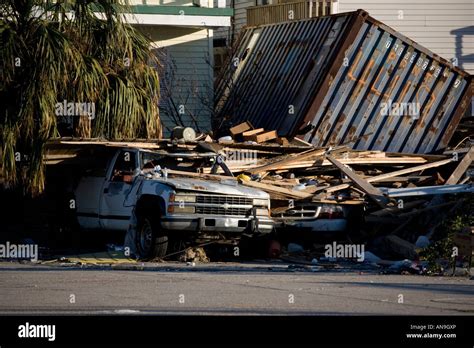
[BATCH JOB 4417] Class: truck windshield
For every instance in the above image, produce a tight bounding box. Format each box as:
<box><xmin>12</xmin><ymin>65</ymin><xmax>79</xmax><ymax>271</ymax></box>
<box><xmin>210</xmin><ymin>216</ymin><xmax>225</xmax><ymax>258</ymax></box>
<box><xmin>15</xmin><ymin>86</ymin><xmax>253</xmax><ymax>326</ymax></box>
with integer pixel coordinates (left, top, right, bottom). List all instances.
<box><xmin>140</xmin><ymin>151</ymin><xmax>216</xmax><ymax>172</ymax></box>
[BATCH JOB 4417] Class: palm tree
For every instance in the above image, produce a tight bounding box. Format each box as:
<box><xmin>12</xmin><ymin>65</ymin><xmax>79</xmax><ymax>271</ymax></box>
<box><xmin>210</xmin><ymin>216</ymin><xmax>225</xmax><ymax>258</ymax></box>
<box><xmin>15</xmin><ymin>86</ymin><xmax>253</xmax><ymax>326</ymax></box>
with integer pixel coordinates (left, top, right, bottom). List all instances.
<box><xmin>0</xmin><ymin>0</ymin><xmax>162</xmax><ymax>196</ymax></box>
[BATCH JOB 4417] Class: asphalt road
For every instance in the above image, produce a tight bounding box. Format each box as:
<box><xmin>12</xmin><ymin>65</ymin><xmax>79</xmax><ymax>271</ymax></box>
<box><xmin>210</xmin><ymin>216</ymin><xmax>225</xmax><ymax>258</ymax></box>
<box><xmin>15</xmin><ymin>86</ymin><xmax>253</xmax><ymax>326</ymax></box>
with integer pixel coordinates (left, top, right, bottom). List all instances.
<box><xmin>0</xmin><ymin>262</ymin><xmax>473</xmax><ymax>315</ymax></box>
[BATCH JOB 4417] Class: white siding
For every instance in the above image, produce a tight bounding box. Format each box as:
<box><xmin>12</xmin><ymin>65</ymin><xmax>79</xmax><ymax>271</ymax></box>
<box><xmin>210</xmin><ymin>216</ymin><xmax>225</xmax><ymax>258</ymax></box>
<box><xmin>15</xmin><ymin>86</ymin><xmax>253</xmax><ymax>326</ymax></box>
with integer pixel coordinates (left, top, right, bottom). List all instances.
<box><xmin>336</xmin><ymin>0</ymin><xmax>474</xmax><ymax>74</ymax></box>
<box><xmin>138</xmin><ymin>25</ymin><xmax>214</xmax><ymax>134</ymax></box>
<box><xmin>235</xmin><ymin>0</ymin><xmax>256</xmax><ymax>33</ymax></box>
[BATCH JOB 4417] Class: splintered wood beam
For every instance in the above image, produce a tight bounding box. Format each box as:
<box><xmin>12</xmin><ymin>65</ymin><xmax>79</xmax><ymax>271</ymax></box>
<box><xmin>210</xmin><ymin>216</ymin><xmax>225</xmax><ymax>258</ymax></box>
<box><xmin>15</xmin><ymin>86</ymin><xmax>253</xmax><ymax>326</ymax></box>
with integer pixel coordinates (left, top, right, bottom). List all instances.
<box><xmin>248</xmin><ymin>148</ymin><xmax>326</xmax><ymax>174</ymax></box>
<box><xmin>239</xmin><ymin>179</ymin><xmax>313</xmax><ymax>199</ymax></box>
<box><xmin>326</xmin><ymin>155</ymin><xmax>389</xmax><ymax>207</ymax></box>
<box><xmin>324</xmin><ymin>158</ymin><xmax>454</xmax><ymax>194</ymax></box>
<box><xmin>445</xmin><ymin>147</ymin><xmax>474</xmax><ymax>185</ymax></box>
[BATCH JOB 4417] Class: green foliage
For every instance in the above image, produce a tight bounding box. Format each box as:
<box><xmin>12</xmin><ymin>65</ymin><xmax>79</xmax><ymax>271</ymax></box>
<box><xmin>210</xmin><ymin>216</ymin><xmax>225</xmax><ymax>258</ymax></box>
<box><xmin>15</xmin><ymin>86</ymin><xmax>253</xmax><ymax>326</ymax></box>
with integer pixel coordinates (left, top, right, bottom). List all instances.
<box><xmin>419</xmin><ymin>196</ymin><xmax>473</xmax><ymax>273</ymax></box>
<box><xmin>1</xmin><ymin>0</ymin><xmax>161</xmax><ymax>195</ymax></box>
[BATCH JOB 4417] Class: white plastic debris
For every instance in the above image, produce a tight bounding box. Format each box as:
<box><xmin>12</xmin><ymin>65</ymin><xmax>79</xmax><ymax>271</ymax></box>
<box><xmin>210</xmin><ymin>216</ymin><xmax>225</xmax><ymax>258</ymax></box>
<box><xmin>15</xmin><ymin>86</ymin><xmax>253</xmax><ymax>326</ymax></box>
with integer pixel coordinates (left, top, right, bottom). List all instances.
<box><xmin>218</xmin><ymin>136</ymin><xmax>232</xmax><ymax>142</ymax></box>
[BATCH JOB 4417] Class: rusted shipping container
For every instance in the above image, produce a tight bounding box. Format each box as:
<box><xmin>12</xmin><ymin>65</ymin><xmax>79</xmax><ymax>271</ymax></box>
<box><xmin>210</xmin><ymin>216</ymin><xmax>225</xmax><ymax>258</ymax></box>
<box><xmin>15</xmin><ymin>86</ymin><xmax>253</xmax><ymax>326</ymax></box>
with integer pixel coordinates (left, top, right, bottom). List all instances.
<box><xmin>215</xmin><ymin>10</ymin><xmax>472</xmax><ymax>153</ymax></box>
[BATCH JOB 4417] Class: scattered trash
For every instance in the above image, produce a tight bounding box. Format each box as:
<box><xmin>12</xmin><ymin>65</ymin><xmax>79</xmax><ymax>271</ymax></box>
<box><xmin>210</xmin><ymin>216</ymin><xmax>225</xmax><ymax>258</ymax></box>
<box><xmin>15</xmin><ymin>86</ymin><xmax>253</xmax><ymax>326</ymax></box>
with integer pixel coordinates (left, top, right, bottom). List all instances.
<box><xmin>179</xmin><ymin>247</ymin><xmax>210</xmax><ymax>263</ymax></box>
<box><xmin>387</xmin><ymin>259</ymin><xmax>425</xmax><ymax>275</ymax></box>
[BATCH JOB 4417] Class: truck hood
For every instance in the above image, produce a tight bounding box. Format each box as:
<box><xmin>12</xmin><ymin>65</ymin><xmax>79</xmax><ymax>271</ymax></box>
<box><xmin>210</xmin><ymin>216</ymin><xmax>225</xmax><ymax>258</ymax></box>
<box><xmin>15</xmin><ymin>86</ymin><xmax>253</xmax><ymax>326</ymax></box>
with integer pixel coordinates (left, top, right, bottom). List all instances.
<box><xmin>152</xmin><ymin>177</ymin><xmax>270</xmax><ymax>199</ymax></box>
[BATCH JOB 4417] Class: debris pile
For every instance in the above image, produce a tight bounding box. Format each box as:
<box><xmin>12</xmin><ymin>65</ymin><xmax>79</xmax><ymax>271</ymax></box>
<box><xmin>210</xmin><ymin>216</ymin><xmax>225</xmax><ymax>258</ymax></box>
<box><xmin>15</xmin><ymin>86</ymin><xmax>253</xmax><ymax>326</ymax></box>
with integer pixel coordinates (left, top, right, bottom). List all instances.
<box><xmin>163</xmin><ymin>123</ymin><xmax>473</xmax><ymax>271</ymax></box>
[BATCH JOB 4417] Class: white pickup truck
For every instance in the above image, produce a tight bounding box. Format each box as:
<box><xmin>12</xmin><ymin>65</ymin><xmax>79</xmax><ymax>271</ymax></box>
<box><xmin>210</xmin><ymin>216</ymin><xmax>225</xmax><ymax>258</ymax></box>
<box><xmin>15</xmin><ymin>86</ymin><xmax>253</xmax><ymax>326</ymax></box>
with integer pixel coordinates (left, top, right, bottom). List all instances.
<box><xmin>73</xmin><ymin>147</ymin><xmax>274</xmax><ymax>259</ymax></box>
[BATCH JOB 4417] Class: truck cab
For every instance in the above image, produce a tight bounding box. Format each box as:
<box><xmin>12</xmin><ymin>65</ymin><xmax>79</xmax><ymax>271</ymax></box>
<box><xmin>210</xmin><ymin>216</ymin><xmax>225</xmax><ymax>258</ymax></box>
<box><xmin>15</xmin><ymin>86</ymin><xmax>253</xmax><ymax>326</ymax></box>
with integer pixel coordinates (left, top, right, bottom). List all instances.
<box><xmin>73</xmin><ymin>147</ymin><xmax>274</xmax><ymax>259</ymax></box>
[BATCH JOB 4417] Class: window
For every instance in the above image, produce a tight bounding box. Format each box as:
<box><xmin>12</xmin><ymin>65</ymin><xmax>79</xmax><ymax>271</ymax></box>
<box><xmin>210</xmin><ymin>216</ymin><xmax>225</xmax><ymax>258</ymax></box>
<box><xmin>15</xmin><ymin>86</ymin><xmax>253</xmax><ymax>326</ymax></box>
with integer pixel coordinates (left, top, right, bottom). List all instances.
<box><xmin>111</xmin><ymin>150</ymin><xmax>137</xmax><ymax>182</ymax></box>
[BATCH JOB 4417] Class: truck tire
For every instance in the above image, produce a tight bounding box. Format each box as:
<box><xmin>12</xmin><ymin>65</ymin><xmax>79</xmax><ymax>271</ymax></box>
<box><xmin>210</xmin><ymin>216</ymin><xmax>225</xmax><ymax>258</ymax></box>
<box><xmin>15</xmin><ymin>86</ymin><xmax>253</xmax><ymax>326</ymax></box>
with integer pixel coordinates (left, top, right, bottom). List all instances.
<box><xmin>137</xmin><ymin>215</ymin><xmax>168</xmax><ymax>260</ymax></box>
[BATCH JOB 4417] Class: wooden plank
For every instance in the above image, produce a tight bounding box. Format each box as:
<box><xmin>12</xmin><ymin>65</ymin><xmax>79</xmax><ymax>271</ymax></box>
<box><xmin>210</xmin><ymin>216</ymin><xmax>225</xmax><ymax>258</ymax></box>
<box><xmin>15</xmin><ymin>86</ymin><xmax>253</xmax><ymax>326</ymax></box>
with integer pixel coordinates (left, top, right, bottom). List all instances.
<box><xmin>445</xmin><ymin>147</ymin><xmax>474</xmax><ymax>185</ymax></box>
<box><xmin>326</xmin><ymin>155</ymin><xmax>389</xmax><ymax>207</ymax></box>
<box><xmin>312</xmin><ymin>199</ymin><xmax>364</xmax><ymax>205</ymax></box>
<box><xmin>320</xmin><ymin>157</ymin><xmax>426</xmax><ymax>166</ymax></box>
<box><xmin>248</xmin><ymin>148</ymin><xmax>326</xmax><ymax>174</ymax></box>
<box><xmin>222</xmin><ymin>142</ymin><xmax>313</xmax><ymax>154</ymax></box>
<box><xmin>260</xmin><ymin>179</ymin><xmax>300</xmax><ymax>187</ymax></box>
<box><xmin>242</xmin><ymin>128</ymin><xmax>265</xmax><ymax>139</ymax></box>
<box><xmin>167</xmin><ymin>169</ymin><xmax>236</xmax><ymax>182</ymax></box>
<box><xmin>369</xmin><ymin>175</ymin><xmax>431</xmax><ymax>183</ymax></box>
<box><xmin>239</xmin><ymin>179</ymin><xmax>313</xmax><ymax>199</ymax></box>
<box><xmin>324</xmin><ymin>158</ymin><xmax>453</xmax><ymax>194</ymax></box>
<box><xmin>229</xmin><ymin>121</ymin><xmax>253</xmax><ymax>136</ymax></box>
<box><xmin>252</xmin><ymin>130</ymin><xmax>278</xmax><ymax>143</ymax></box>
<box><xmin>203</xmin><ymin>155</ymin><xmax>430</xmax><ymax>174</ymax></box>
<box><xmin>291</xmin><ymin>137</ymin><xmax>313</xmax><ymax>147</ymax></box>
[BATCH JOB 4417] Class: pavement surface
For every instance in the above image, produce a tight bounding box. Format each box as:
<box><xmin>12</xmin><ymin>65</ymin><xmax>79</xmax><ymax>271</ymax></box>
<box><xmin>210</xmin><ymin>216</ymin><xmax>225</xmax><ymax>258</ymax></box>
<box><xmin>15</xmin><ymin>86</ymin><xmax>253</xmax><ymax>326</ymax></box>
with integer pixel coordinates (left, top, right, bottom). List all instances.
<box><xmin>0</xmin><ymin>261</ymin><xmax>473</xmax><ymax>315</ymax></box>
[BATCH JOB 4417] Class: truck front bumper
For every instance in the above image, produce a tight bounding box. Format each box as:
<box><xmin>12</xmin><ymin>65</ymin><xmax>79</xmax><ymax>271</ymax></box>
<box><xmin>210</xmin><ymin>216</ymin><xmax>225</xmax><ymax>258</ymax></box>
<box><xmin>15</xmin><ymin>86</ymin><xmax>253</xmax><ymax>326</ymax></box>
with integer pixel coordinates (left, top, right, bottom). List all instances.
<box><xmin>160</xmin><ymin>215</ymin><xmax>274</xmax><ymax>234</ymax></box>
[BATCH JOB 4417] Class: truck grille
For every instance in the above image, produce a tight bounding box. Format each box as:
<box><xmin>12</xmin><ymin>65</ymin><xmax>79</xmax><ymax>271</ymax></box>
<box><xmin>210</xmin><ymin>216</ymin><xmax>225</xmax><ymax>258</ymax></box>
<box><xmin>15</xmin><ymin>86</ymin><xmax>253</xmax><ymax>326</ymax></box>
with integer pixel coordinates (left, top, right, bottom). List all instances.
<box><xmin>196</xmin><ymin>195</ymin><xmax>253</xmax><ymax>206</ymax></box>
<box><xmin>195</xmin><ymin>206</ymin><xmax>251</xmax><ymax>216</ymax></box>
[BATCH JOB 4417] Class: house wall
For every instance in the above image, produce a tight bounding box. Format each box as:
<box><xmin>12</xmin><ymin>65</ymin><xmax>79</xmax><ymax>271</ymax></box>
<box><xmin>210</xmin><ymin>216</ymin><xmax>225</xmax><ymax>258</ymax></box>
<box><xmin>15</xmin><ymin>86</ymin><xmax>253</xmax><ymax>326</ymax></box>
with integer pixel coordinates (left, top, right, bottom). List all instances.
<box><xmin>335</xmin><ymin>0</ymin><xmax>474</xmax><ymax>75</ymax></box>
<box><xmin>129</xmin><ymin>0</ymin><xmax>204</xmax><ymax>6</ymax></box>
<box><xmin>213</xmin><ymin>0</ymin><xmax>257</xmax><ymax>43</ymax></box>
<box><xmin>234</xmin><ymin>0</ymin><xmax>257</xmax><ymax>34</ymax></box>
<box><xmin>138</xmin><ymin>25</ymin><xmax>214</xmax><ymax>134</ymax></box>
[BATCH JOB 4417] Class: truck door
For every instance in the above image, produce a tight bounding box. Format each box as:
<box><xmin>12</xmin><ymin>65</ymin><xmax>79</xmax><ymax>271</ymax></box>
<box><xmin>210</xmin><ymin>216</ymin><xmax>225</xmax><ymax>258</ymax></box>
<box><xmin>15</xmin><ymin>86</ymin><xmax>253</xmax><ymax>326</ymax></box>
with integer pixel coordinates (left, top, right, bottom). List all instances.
<box><xmin>74</xmin><ymin>150</ymin><xmax>112</xmax><ymax>230</ymax></box>
<box><xmin>99</xmin><ymin>149</ymin><xmax>138</xmax><ymax>231</ymax></box>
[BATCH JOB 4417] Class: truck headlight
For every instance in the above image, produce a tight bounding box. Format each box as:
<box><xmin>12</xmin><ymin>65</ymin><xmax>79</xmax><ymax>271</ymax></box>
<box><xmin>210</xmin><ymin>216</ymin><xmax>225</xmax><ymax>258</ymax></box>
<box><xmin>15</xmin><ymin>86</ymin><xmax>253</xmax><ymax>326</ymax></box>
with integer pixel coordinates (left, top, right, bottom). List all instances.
<box><xmin>253</xmin><ymin>198</ymin><xmax>269</xmax><ymax>207</ymax></box>
<box><xmin>171</xmin><ymin>194</ymin><xmax>196</xmax><ymax>203</ymax></box>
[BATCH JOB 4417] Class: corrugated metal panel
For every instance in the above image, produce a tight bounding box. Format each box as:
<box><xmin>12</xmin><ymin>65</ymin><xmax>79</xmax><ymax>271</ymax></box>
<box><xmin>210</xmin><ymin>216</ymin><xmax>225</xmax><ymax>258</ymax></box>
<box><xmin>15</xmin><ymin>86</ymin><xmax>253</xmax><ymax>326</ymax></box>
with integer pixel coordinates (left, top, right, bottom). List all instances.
<box><xmin>337</xmin><ymin>0</ymin><xmax>474</xmax><ymax>74</ymax></box>
<box><xmin>214</xmin><ymin>10</ymin><xmax>472</xmax><ymax>153</ymax></box>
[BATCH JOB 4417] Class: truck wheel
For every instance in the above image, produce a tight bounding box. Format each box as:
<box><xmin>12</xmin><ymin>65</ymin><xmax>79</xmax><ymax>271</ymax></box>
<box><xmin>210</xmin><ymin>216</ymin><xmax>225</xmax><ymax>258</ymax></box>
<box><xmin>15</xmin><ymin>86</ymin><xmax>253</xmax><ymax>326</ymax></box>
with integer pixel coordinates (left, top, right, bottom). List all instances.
<box><xmin>137</xmin><ymin>216</ymin><xmax>168</xmax><ymax>260</ymax></box>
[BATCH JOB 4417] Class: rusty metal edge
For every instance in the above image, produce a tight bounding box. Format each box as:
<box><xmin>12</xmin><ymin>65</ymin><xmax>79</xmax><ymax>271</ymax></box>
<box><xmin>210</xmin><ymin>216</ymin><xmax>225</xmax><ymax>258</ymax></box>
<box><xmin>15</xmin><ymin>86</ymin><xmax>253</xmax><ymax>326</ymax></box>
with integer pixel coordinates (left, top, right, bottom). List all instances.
<box><xmin>438</xmin><ymin>76</ymin><xmax>473</xmax><ymax>149</ymax></box>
